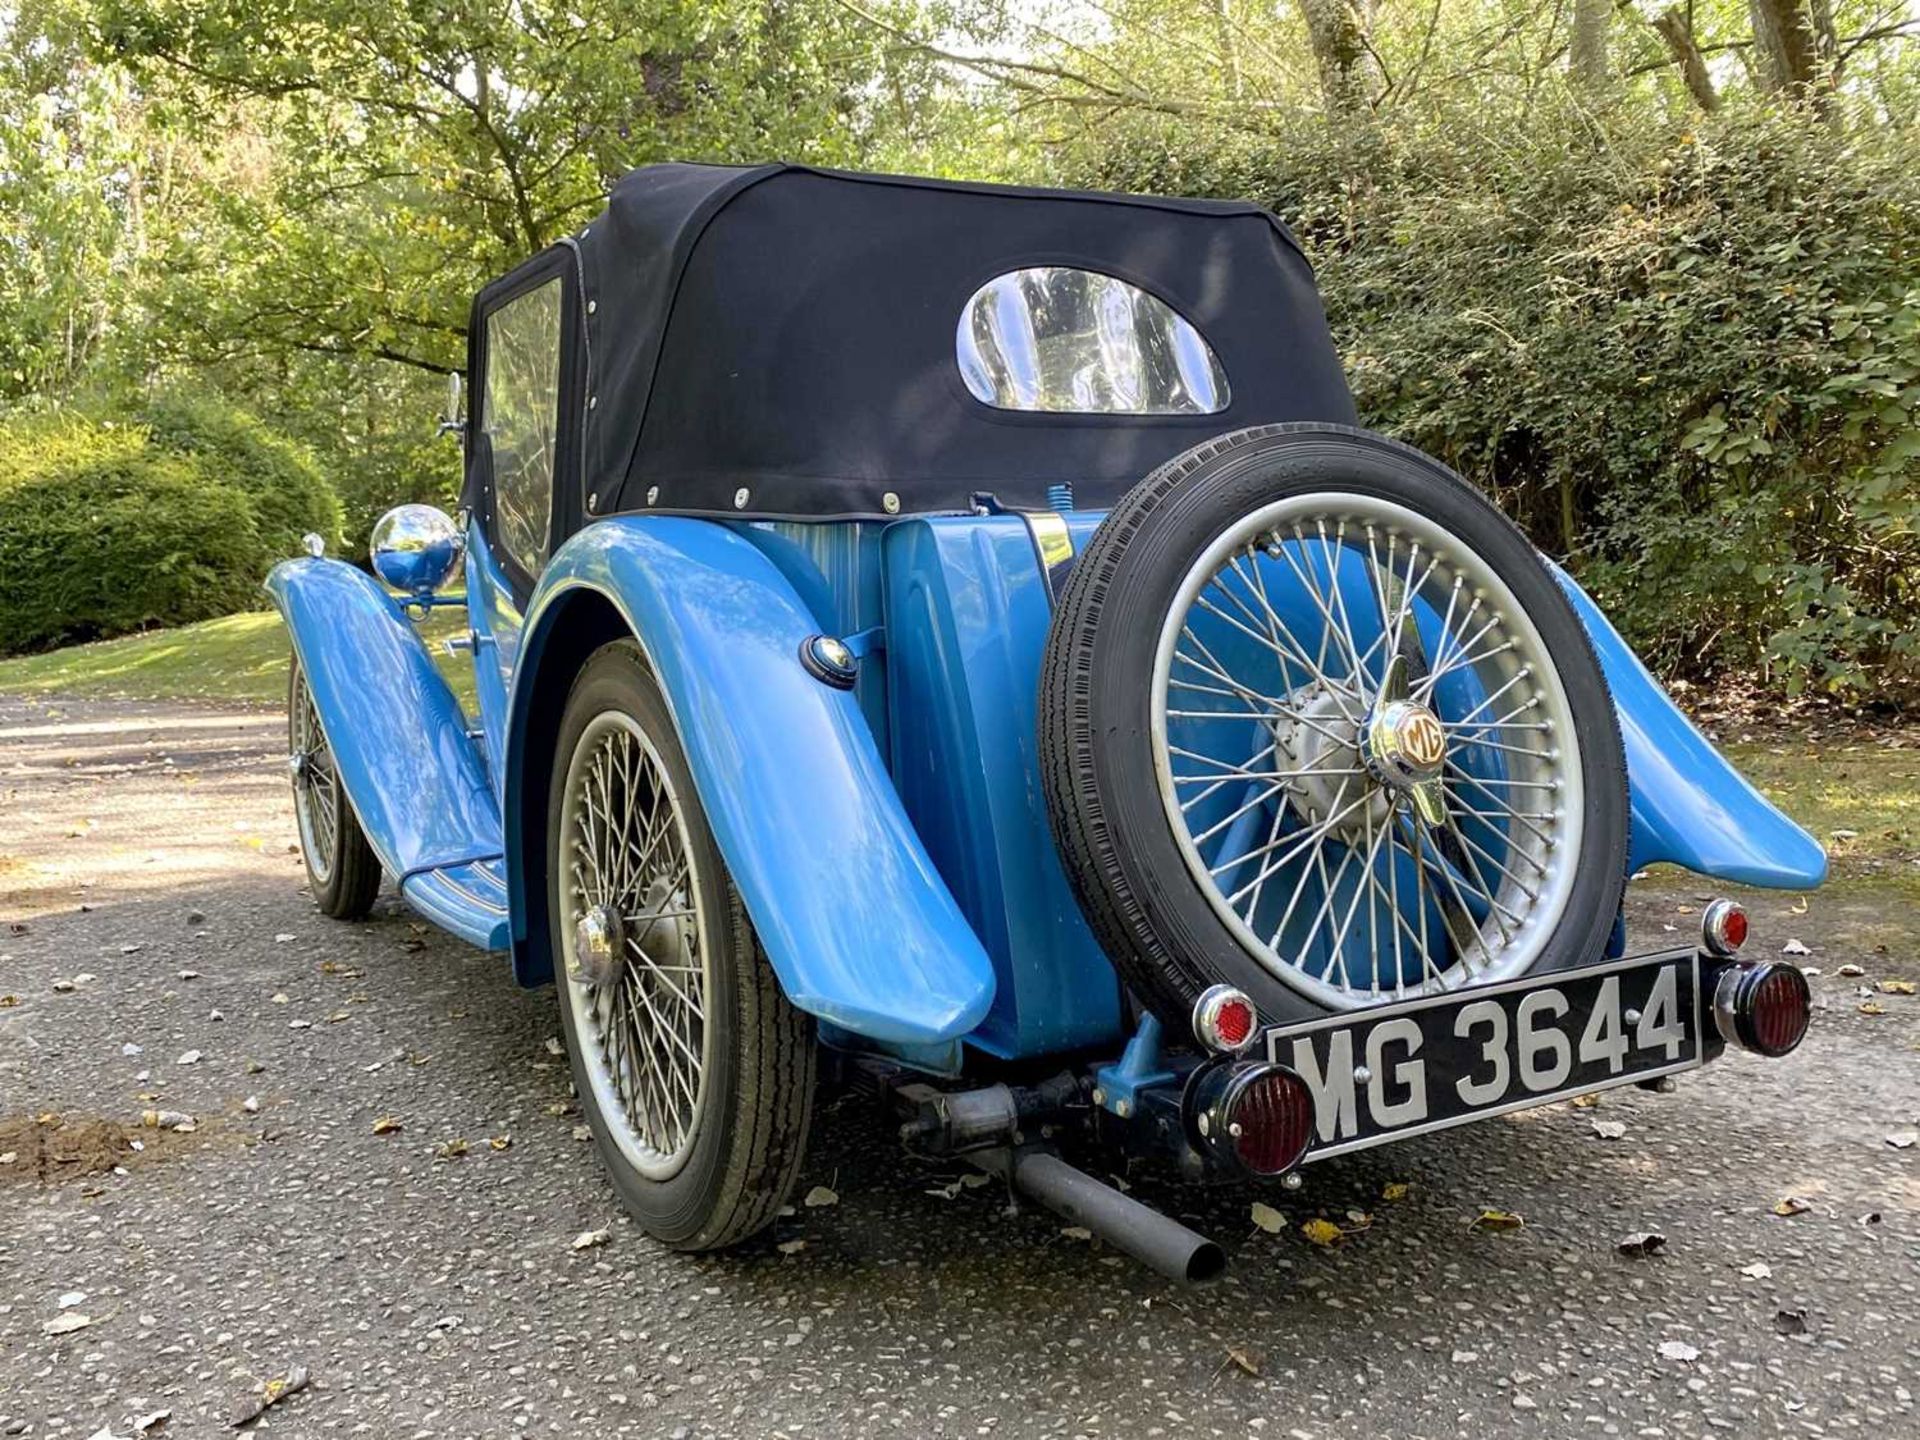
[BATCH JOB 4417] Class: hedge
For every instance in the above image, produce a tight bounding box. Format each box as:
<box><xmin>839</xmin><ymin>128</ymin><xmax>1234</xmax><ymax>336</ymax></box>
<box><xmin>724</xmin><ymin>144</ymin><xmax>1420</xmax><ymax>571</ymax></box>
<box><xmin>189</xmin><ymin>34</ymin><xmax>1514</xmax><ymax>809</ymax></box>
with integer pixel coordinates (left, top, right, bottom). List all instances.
<box><xmin>1070</xmin><ymin>98</ymin><xmax>1920</xmax><ymax>703</ymax></box>
<box><xmin>0</xmin><ymin>397</ymin><xmax>336</xmax><ymax>654</ymax></box>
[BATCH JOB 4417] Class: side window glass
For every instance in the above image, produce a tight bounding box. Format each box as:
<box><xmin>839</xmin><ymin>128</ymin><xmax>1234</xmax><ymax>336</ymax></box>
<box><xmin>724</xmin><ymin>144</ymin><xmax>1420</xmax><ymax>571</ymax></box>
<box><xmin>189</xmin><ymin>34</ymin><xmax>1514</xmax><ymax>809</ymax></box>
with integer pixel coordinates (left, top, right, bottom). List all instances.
<box><xmin>956</xmin><ymin>267</ymin><xmax>1229</xmax><ymax>415</ymax></box>
<box><xmin>483</xmin><ymin>278</ymin><xmax>563</xmax><ymax>575</ymax></box>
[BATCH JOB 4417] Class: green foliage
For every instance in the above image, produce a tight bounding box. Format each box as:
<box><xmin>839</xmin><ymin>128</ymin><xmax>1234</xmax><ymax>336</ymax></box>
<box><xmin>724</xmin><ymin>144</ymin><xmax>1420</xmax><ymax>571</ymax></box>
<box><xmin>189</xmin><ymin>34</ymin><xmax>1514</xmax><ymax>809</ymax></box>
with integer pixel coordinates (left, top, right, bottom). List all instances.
<box><xmin>0</xmin><ymin>410</ymin><xmax>262</xmax><ymax>651</ymax></box>
<box><xmin>1075</xmin><ymin>98</ymin><xmax>1920</xmax><ymax>701</ymax></box>
<box><xmin>0</xmin><ymin>398</ymin><xmax>336</xmax><ymax>653</ymax></box>
<box><xmin>136</xmin><ymin>389</ymin><xmax>340</xmax><ymax>556</ymax></box>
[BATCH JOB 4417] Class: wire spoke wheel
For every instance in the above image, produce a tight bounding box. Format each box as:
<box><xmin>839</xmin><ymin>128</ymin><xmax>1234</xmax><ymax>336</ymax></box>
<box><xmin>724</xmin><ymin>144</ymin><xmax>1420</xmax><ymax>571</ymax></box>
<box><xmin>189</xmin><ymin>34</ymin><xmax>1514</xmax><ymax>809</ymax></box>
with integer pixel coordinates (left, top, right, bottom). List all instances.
<box><xmin>1151</xmin><ymin>492</ymin><xmax>1583</xmax><ymax>1009</ymax></box>
<box><xmin>1042</xmin><ymin>426</ymin><xmax>1627</xmax><ymax>1029</ymax></box>
<box><xmin>289</xmin><ymin>670</ymin><xmax>340</xmax><ymax>885</ymax></box>
<box><xmin>557</xmin><ymin>710</ymin><xmax>712</xmax><ymax>1181</ymax></box>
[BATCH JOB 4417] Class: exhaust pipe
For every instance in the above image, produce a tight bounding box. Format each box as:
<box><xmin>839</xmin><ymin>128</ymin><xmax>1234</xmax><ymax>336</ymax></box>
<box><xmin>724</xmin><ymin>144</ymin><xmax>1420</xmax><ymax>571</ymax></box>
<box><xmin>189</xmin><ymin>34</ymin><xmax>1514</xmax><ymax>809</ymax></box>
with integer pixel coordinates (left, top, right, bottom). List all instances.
<box><xmin>977</xmin><ymin>1147</ymin><xmax>1227</xmax><ymax>1285</ymax></box>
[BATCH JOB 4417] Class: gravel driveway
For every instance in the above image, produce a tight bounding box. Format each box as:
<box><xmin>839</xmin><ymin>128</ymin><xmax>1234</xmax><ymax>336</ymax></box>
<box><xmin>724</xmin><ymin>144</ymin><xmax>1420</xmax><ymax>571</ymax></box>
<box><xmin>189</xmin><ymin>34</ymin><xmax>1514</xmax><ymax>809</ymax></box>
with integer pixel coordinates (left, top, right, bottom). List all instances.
<box><xmin>1</xmin><ymin>695</ymin><xmax>1915</xmax><ymax>1439</ymax></box>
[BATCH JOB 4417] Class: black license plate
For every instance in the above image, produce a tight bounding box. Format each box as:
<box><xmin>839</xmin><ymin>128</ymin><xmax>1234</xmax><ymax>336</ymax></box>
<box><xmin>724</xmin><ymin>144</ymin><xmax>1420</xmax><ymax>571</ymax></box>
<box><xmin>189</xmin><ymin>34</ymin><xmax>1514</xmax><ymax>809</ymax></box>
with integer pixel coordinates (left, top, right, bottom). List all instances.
<box><xmin>1264</xmin><ymin>951</ymin><xmax>1702</xmax><ymax>1160</ymax></box>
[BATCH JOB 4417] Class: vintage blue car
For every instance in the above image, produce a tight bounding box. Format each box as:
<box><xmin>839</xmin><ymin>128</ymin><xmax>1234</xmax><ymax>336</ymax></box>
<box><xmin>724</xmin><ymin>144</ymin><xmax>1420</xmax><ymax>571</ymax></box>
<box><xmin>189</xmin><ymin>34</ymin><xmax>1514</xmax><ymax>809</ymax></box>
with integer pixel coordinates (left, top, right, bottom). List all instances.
<box><xmin>270</xmin><ymin>163</ymin><xmax>1825</xmax><ymax>1281</ymax></box>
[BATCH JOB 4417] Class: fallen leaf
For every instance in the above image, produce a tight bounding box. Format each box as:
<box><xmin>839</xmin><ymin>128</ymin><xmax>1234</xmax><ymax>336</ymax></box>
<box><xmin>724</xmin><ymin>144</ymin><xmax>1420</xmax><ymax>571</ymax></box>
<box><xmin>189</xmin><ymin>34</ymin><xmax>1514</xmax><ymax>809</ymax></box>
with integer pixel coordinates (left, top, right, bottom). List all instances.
<box><xmin>227</xmin><ymin>1364</ymin><xmax>311</xmax><ymax>1426</ymax></box>
<box><xmin>273</xmin><ymin>933</ymin><xmax>296</xmax><ymax>943</ymax></box>
<box><xmin>175</xmin><ymin>1050</ymin><xmax>202</xmax><ymax>1066</ymax></box>
<box><xmin>1470</xmin><ymin>1209</ymin><xmax>1525</xmax><ymax>1233</ymax></box>
<box><xmin>1592</xmin><ymin>1119</ymin><xmax>1628</xmax><ymax>1140</ymax></box>
<box><xmin>1884</xmin><ymin>1130</ymin><xmax>1917</xmax><ymax>1149</ymax></box>
<box><xmin>1223</xmin><ymin>1345</ymin><xmax>1262</xmax><ymax>1377</ymax></box>
<box><xmin>1774</xmin><ymin>1307</ymin><xmax>1811</xmax><ymax>1337</ymax></box>
<box><xmin>802</xmin><ymin>1185</ymin><xmax>839</xmax><ymax>1208</ymax></box>
<box><xmin>1740</xmin><ymin>1261</ymin><xmax>1772</xmax><ymax>1279</ymax></box>
<box><xmin>776</xmin><ymin>1238</ymin><xmax>807</xmax><ymax>1255</ymax></box>
<box><xmin>1657</xmin><ymin>1339</ymin><xmax>1699</xmax><ymax>1363</ymax></box>
<box><xmin>572</xmin><ymin>1228</ymin><xmax>611</xmax><ymax>1250</ymax></box>
<box><xmin>58</xmin><ymin>1290</ymin><xmax>87</xmax><ymax>1308</ymax></box>
<box><xmin>371</xmin><ymin>1115</ymin><xmax>404</xmax><ymax>1135</ymax></box>
<box><xmin>488</xmin><ymin>1135</ymin><xmax>512</xmax><ymax>1151</ymax></box>
<box><xmin>1060</xmin><ymin>1225</ymin><xmax>1094</xmax><ymax>1241</ymax></box>
<box><xmin>1571</xmin><ymin>1092</ymin><xmax>1603</xmax><ymax>1109</ymax></box>
<box><xmin>1782</xmin><ymin>939</ymin><xmax>1811</xmax><ymax>956</ymax></box>
<box><xmin>436</xmin><ymin>1138</ymin><xmax>469</xmax><ymax>1160</ymax></box>
<box><xmin>1381</xmin><ymin>1182</ymin><xmax>1411</xmax><ymax>1202</ymax></box>
<box><xmin>42</xmin><ymin>1312</ymin><xmax>93</xmax><ymax>1336</ymax></box>
<box><xmin>1300</xmin><ymin>1217</ymin><xmax>1343</xmax><ymax>1246</ymax></box>
<box><xmin>1773</xmin><ymin>1195</ymin><xmax>1812</xmax><ymax>1217</ymax></box>
<box><xmin>1858</xmin><ymin>1000</ymin><xmax>1886</xmax><ymax>1016</ymax></box>
<box><xmin>1878</xmin><ymin>980</ymin><xmax>1915</xmax><ymax>996</ymax></box>
<box><xmin>1836</xmin><ymin>962</ymin><xmax>1865</xmax><ymax>977</ymax></box>
<box><xmin>1617</xmin><ymin>1231</ymin><xmax>1666</xmax><ymax>1257</ymax></box>
<box><xmin>1249</xmin><ymin>1201</ymin><xmax>1285</xmax><ymax>1234</ymax></box>
<box><xmin>132</xmin><ymin>1409</ymin><xmax>170</xmax><ymax>1432</ymax></box>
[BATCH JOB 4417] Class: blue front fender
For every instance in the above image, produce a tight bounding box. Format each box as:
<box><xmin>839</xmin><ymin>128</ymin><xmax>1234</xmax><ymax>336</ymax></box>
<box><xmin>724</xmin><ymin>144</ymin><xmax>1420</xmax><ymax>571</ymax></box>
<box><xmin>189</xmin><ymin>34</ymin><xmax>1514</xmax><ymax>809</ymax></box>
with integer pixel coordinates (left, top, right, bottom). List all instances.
<box><xmin>1558</xmin><ymin>571</ymin><xmax>1827</xmax><ymax>889</ymax></box>
<box><xmin>505</xmin><ymin>517</ymin><xmax>997</xmax><ymax>1047</ymax></box>
<box><xmin>264</xmin><ymin>558</ymin><xmax>501</xmax><ymax>881</ymax></box>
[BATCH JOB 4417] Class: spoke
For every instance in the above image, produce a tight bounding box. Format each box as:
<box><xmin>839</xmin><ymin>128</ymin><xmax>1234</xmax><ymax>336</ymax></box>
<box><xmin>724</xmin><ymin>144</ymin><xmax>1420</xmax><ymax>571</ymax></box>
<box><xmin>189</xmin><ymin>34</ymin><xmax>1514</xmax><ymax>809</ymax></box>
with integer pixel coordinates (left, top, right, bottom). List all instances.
<box><xmin>1446</xmin><ymin>814</ymin><xmax>1548</xmax><ymax>889</ymax></box>
<box><xmin>1327</xmin><ymin>811</ymin><xmax>1392</xmax><ymax>992</ymax></box>
<box><xmin>1448</xmin><ymin>734</ymin><xmax>1549</xmax><ymax>760</ymax></box>
<box><xmin>1228</xmin><ymin>550</ymin><xmax>1345</xmax><ymax>715</ymax></box>
<box><xmin>1443</xmin><ymin>763</ymin><xmax>1558</xmax><ymax>846</ymax></box>
<box><xmin>1270</xmin><ymin>529</ymin><xmax>1366</xmax><ymax>683</ymax></box>
<box><xmin>1412</xmin><ymin>610</ymin><xmax>1503</xmax><ymax>700</ymax></box>
<box><xmin>1167</xmin><ymin>741</ymin><xmax>1281</xmax><ymax>777</ymax></box>
<box><xmin>1219</xmin><ymin>779</ymin><xmax>1369</xmax><ymax>901</ymax></box>
<box><xmin>1450</xmin><ymin>668</ymin><xmax>1533</xmax><ymax>729</ymax></box>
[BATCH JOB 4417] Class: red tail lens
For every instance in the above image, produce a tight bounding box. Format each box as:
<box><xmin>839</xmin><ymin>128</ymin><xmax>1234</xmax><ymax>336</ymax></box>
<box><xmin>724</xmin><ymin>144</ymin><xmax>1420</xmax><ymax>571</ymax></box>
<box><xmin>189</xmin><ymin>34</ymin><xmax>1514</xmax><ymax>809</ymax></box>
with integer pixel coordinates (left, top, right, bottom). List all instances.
<box><xmin>1227</xmin><ymin>1066</ymin><xmax>1315</xmax><ymax>1176</ymax></box>
<box><xmin>1702</xmin><ymin>899</ymin><xmax>1748</xmax><ymax>957</ymax></box>
<box><xmin>1712</xmin><ymin>960</ymin><xmax>1811</xmax><ymax>1058</ymax></box>
<box><xmin>1748</xmin><ymin>966</ymin><xmax>1809</xmax><ymax>1056</ymax></box>
<box><xmin>1193</xmin><ymin>985</ymin><xmax>1258</xmax><ymax>1054</ymax></box>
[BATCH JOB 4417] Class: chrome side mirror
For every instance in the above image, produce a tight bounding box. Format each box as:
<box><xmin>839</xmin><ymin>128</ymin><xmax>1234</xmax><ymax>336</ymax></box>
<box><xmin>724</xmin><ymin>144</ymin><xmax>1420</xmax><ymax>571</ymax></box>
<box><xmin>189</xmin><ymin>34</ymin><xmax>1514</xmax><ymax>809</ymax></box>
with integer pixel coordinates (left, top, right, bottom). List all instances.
<box><xmin>437</xmin><ymin>371</ymin><xmax>464</xmax><ymax>439</ymax></box>
<box><xmin>370</xmin><ymin>504</ymin><xmax>465</xmax><ymax>597</ymax></box>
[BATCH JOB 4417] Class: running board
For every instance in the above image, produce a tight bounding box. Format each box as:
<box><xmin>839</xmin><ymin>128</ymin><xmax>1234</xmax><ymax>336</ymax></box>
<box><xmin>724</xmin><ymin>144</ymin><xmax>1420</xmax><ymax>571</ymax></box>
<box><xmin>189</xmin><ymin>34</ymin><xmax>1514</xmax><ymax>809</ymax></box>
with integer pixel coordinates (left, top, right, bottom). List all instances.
<box><xmin>402</xmin><ymin>857</ymin><xmax>510</xmax><ymax>951</ymax></box>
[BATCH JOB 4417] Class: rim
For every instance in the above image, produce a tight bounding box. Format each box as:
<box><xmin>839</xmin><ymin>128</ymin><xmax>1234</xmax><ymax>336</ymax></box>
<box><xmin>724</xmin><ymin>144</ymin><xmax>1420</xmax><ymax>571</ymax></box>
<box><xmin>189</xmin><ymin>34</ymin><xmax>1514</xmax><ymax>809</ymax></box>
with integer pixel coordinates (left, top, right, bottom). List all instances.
<box><xmin>289</xmin><ymin>666</ymin><xmax>338</xmax><ymax>885</ymax></box>
<box><xmin>1150</xmin><ymin>492</ymin><xmax>1585</xmax><ymax>1011</ymax></box>
<box><xmin>557</xmin><ymin>710</ymin><xmax>713</xmax><ymax>1180</ymax></box>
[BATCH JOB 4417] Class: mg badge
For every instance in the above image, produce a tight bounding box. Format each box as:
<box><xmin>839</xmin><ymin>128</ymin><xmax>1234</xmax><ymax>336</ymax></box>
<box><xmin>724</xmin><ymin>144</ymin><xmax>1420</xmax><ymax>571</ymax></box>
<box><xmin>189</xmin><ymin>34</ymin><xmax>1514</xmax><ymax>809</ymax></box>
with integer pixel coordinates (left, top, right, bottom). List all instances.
<box><xmin>1368</xmin><ymin>700</ymin><xmax>1449</xmax><ymax>785</ymax></box>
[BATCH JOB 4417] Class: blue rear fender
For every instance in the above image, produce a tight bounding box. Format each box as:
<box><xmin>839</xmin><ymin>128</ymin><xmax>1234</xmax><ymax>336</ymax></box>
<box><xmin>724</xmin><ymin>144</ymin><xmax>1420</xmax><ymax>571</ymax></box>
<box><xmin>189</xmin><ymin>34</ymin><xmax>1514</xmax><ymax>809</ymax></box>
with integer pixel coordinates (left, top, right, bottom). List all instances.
<box><xmin>1555</xmin><ymin>570</ymin><xmax>1827</xmax><ymax>889</ymax></box>
<box><xmin>263</xmin><ymin>557</ymin><xmax>504</xmax><ymax>886</ymax></box>
<box><xmin>504</xmin><ymin>516</ymin><xmax>997</xmax><ymax>1047</ymax></box>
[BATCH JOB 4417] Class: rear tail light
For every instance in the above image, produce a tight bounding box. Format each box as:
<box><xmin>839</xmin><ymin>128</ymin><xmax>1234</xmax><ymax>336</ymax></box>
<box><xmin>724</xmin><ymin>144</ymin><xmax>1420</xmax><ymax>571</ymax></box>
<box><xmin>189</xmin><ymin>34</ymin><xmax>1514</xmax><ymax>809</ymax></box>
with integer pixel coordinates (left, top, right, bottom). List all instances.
<box><xmin>1193</xmin><ymin>984</ymin><xmax>1258</xmax><ymax>1054</ymax></box>
<box><xmin>1711</xmin><ymin>960</ymin><xmax>1811</xmax><ymax>1058</ymax></box>
<box><xmin>1186</xmin><ymin>1060</ymin><xmax>1315</xmax><ymax>1176</ymax></box>
<box><xmin>1701</xmin><ymin>898</ymin><xmax>1748</xmax><ymax>957</ymax></box>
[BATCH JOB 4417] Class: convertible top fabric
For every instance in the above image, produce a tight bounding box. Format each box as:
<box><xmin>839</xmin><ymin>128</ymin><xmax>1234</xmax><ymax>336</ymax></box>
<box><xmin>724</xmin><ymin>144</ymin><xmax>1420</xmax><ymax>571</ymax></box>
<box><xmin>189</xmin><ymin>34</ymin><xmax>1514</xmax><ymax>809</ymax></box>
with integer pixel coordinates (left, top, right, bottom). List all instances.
<box><xmin>572</xmin><ymin>163</ymin><xmax>1356</xmax><ymax>520</ymax></box>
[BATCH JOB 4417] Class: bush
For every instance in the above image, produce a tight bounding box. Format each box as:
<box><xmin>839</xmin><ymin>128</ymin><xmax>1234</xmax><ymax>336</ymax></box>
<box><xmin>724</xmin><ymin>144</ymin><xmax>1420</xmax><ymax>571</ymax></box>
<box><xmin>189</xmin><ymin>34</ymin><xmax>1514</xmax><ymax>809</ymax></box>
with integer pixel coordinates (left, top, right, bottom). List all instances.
<box><xmin>0</xmin><ymin>411</ymin><xmax>267</xmax><ymax>651</ymax></box>
<box><xmin>1071</xmin><ymin>98</ymin><xmax>1920</xmax><ymax>703</ymax></box>
<box><xmin>135</xmin><ymin>390</ymin><xmax>340</xmax><ymax>558</ymax></box>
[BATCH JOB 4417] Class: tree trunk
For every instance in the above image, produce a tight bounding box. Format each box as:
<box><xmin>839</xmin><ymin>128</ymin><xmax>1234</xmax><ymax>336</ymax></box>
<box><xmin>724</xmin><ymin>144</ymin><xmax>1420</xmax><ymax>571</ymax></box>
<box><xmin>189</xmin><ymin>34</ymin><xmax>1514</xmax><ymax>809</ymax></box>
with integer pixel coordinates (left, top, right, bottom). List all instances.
<box><xmin>1651</xmin><ymin>7</ymin><xmax>1720</xmax><ymax>111</ymax></box>
<box><xmin>1297</xmin><ymin>0</ymin><xmax>1377</xmax><ymax>115</ymax></box>
<box><xmin>1570</xmin><ymin>0</ymin><xmax>1612</xmax><ymax>90</ymax></box>
<box><xmin>1748</xmin><ymin>0</ymin><xmax>1827</xmax><ymax>98</ymax></box>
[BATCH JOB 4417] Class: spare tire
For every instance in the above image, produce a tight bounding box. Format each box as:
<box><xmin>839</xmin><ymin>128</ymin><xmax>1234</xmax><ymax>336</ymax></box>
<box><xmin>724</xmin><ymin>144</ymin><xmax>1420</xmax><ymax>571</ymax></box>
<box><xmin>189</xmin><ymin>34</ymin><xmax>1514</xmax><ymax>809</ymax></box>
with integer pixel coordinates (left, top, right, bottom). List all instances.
<box><xmin>1040</xmin><ymin>425</ymin><xmax>1629</xmax><ymax>1029</ymax></box>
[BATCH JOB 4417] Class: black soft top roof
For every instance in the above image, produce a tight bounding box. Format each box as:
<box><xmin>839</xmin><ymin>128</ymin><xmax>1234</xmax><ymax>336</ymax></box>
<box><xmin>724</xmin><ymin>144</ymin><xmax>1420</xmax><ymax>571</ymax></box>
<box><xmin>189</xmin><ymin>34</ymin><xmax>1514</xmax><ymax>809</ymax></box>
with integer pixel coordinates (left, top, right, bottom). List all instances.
<box><xmin>559</xmin><ymin>163</ymin><xmax>1356</xmax><ymax>521</ymax></box>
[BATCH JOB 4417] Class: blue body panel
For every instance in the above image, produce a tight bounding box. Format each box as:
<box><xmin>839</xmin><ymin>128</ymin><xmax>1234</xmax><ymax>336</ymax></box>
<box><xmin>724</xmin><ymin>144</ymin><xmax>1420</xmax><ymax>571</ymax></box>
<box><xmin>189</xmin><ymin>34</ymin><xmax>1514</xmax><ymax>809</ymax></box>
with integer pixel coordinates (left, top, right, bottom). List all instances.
<box><xmin>265</xmin><ymin>558</ymin><xmax>501</xmax><ymax>882</ymax></box>
<box><xmin>882</xmin><ymin>515</ymin><xmax>1123</xmax><ymax>1057</ymax></box>
<box><xmin>275</xmin><ymin>501</ymin><xmax>1821</xmax><ymax>1064</ymax></box>
<box><xmin>401</xmin><ymin>859</ymin><xmax>511</xmax><ymax>950</ymax></box>
<box><xmin>508</xmin><ymin>517</ymin><xmax>997</xmax><ymax>1047</ymax></box>
<box><xmin>1557</xmin><ymin>572</ymin><xmax>1827</xmax><ymax>888</ymax></box>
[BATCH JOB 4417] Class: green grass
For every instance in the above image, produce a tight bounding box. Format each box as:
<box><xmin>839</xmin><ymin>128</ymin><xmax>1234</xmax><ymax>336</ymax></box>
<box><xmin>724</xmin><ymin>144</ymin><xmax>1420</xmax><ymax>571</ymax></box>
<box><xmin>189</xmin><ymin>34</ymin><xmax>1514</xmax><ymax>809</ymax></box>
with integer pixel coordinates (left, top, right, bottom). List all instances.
<box><xmin>0</xmin><ymin>608</ymin><xmax>473</xmax><ymax>706</ymax></box>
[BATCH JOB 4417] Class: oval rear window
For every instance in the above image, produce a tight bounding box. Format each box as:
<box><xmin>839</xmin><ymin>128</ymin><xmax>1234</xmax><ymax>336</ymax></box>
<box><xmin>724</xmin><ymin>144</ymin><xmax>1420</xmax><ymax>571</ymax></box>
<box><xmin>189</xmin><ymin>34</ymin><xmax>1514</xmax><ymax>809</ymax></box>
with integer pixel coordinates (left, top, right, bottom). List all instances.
<box><xmin>957</xmin><ymin>267</ymin><xmax>1228</xmax><ymax>415</ymax></box>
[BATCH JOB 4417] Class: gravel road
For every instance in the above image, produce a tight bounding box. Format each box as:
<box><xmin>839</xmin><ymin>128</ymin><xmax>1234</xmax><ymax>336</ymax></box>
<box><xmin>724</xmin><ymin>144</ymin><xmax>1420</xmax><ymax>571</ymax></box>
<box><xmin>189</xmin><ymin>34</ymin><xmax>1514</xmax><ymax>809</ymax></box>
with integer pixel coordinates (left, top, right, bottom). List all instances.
<box><xmin>1</xmin><ymin>695</ymin><xmax>1915</xmax><ymax>1439</ymax></box>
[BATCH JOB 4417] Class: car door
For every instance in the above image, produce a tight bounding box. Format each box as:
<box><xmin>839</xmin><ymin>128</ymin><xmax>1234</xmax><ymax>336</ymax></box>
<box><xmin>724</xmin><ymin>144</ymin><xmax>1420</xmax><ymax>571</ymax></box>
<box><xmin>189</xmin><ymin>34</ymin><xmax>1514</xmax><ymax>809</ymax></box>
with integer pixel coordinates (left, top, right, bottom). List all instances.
<box><xmin>461</xmin><ymin>247</ymin><xmax>585</xmax><ymax>790</ymax></box>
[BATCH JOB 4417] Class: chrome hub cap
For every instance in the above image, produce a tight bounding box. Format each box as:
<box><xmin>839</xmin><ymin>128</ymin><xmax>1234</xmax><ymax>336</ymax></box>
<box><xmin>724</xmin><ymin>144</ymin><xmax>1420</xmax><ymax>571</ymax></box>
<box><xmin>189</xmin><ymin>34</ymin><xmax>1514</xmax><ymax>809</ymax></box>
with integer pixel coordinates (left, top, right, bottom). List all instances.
<box><xmin>557</xmin><ymin>712</ymin><xmax>711</xmax><ymax>1180</ymax></box>
<box><xmin>570</xmin><ymin>903</ymin><xmax>625</xmax><ymax>988</ymax></box>
<box><xmin>1151</xmin><ymin>494</ymin><xmax>1584</xmax><ymax>1010</ymax></box>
